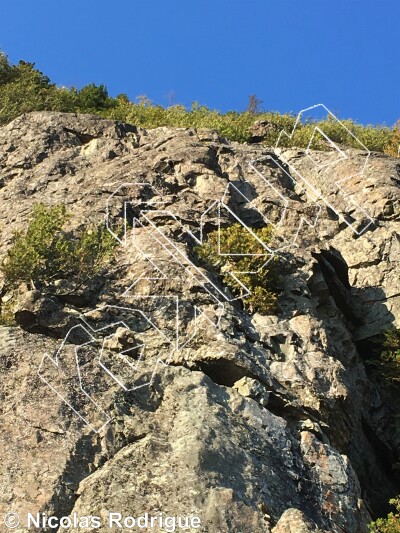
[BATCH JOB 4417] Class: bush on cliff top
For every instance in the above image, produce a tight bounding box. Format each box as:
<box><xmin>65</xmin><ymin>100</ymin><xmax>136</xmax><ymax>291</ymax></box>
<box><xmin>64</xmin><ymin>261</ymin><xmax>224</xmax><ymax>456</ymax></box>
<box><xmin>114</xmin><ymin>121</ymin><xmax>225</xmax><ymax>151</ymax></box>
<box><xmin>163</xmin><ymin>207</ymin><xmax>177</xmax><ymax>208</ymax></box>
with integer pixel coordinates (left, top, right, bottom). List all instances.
<box><xmin>0</xmin><ymin>51</ymin><xmax>399</xmax><ymax>153</ymax></box>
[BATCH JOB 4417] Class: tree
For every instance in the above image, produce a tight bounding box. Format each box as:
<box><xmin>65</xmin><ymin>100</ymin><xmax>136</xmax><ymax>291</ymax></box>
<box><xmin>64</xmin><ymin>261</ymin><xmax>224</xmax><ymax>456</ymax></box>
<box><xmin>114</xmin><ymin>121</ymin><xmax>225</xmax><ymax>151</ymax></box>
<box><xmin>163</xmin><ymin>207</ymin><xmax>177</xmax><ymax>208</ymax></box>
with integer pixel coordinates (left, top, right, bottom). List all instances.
<box><xmin>247</xmin><ymin>94</ymin><xmax>263</xmax><ymax>114</ymax></box>
<box><xmin>77</xmin><ymin>83</ymin><xmax>113</xmax><ymax>112</ymax></box>
<box><xmin>0</xmin><ymin>51</ymin><xmax>16</xmax><ymax>86</ymax></box>
<box><xmin>0</xmin><ymin>58</ymin><xmax>56</xmax><ymax>124</ymax></box>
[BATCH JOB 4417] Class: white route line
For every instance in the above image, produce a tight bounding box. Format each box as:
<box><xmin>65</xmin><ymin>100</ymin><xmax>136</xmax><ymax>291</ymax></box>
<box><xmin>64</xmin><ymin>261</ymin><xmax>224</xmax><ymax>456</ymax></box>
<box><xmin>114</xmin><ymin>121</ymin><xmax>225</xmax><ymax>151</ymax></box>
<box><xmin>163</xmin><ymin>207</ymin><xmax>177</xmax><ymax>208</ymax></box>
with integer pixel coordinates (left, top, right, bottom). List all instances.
<box><xmin>274</xmin><ymin>103</ymin><xmax>374</xmax><ymax>236</ymax></box>
<box><xmin>38</xmin><ymin>305</ymin><xmax>174</xmax><ymax>432</ymax></box>
<box><xmin>40</xmin><ymin>103</ymin><xmax>378</xmax><ymax>432</ymax></box>
<box><xmin>248</xmin><ymin>155</ymin><xmax>323</xmax><ymax>249</ymax></box>
<box><xmin>38</xmin><ymin>324</ymin><xmax>111</xmax><ymax>433</ymax></box>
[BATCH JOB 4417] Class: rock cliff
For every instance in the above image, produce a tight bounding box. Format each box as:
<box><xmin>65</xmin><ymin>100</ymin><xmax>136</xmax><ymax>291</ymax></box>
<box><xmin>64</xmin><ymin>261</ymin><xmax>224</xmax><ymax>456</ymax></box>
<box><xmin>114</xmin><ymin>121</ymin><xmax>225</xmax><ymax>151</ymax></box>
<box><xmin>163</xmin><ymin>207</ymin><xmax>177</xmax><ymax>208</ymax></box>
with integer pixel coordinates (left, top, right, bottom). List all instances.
<box><xmin>0</xmin><ymin>112</ymin><xmax>399</xmax><ymax>532</ymax></box>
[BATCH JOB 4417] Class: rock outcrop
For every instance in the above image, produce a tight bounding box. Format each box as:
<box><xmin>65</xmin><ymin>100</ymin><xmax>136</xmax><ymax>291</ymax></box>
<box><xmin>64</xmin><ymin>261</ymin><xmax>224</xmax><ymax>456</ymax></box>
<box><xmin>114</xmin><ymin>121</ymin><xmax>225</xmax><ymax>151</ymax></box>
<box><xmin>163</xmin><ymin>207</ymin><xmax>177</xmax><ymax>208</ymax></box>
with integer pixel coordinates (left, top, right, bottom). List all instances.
<box><xmin>0</xmin><ymin>112</ymin><xmax>399</xmax><ymax>532</ymax></box>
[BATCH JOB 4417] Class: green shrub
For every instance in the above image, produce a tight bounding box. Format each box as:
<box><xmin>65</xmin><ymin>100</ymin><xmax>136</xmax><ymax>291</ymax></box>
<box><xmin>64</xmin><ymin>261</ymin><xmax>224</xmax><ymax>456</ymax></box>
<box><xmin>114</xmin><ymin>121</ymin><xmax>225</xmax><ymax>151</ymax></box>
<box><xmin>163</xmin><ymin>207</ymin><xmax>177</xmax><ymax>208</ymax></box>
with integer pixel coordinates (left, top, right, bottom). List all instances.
<box><xmin>385</xmin><ymin>121</ymin><xmax>400</xmax><ymax>157</ymax></box>
<box><xmin>366</xmin><ymin>328</ymin><xmax>400</xmax><ymax>382</ymax></box>
<box><xmin>378</xmin><ymin>329</ymin><xmax>400</xmax><ymax>381</ymax></box>
<box><xmin>195</xmin><ymin>223</ymin><xmax>278</xmax><ymax>314</ymax></box>
<box><xmin>0</xmin><ymin>298</ymin><xmax>17</xmax><ymax>327</ymax></box>
<box><xmin>0</xmin><ymin>56</ymin><xmax>58</xmax><ymax>125</ymax></box>
<box><xmin>0</xmin><ymin>50</ymin><xmax>398</xmax><ymax>153</ymax></box>
<box><xmin>1</xmin><ymin>203</ymin><xmax>116</xmax><ymax>286</ymax></box>
<box><xmin>369</xmin><ymin>498</ymin><xmax>400</xmax><ymax>532</ymax></box>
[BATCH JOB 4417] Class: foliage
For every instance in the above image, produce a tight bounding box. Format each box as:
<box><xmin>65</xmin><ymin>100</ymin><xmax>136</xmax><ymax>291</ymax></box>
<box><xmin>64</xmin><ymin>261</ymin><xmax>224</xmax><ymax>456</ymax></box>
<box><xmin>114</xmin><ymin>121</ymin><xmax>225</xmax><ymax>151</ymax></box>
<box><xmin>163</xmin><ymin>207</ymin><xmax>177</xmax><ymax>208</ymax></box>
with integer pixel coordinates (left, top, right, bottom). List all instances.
<box><xmin>1</xmin><ymin>203</ymin><xmax>116</xmax><ymax>286</ymax></box>
<box><xmin>378</xmin><ymin>329</ymin><xmax>400</xmax><ymax>381</ymax></box>
<box><xmin>385</xmin><ymin>120</ymin><xmax>400</xmax><ymax>157</ymax></box>
<box><xmin>0</xmin><ymin>56</ymin><xmax>57</xmax><ymax>124</ymax></box>
<box><xmin>0</xmin><ymin>51</ymin><xmax>399</xmax><ymax>154</ymax></box>
<box><xmin>278</xmin><ymin>117</ymin><xmax>392</xmax><ymax>153</ymax></box>
<box><xmin>75</xmin><ymin>82</ymin><xmax>115</xmax><ymax>112</ymax></box>
<box><xmin>366</xmin><ymin>328</ymin><xmax>400</xmax><ymax>382</ymax></box>
<box><xmin>0</xmin><ymin>52</ymin><xmax>116</xmax><ymax>124</ymax></box>
<box><xmin>195</xmin><ymin>223</ymin><xmax>278</xmax><ymax>314</ymax></box>
<box><xmin>0</xmin><ymin>298</ymin><xmax>17</xmax><ymax>327</ymax></box>
<box><xmin>369</xmin><ymin>498</ymin><xmax>400</xmax><ymax>532</ymax></box>
<box><xmin>68</xmin><ymin>223</ymin><xmax>117</xmax><ymax>279</ymax></box>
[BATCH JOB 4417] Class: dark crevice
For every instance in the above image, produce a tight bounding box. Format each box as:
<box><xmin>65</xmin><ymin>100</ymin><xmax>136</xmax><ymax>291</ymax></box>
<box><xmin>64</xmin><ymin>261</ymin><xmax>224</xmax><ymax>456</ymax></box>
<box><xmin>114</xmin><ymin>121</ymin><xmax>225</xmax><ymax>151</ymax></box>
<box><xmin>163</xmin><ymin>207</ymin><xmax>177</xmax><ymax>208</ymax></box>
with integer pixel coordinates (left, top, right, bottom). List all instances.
<box><xmin>175</xmin><ymin>359</ymin><xmax>320</xmax><ymax>426</ymax></box>
<box><xmin>361</xmin><ymin>417</ymin><xmax>397</xmax><ymax>479</ymax></box>
<box><xmin>14</xmin><ymin>311</ymin><xmax>64</xmax><ymax>339</ymax></box>
<box><xmin>360</xmin><ymin>417</ymin><xmax>400</xmax><ymax>518</ymax></box>
<box><xmin>354</xmin><ymin>336</ymin><xmax>400</xmax><ymax>518</ymax></box>
<box><xmin>265</xmin><ymin>391</ymin><xmax>320</xmax><ymax>424</ymax></box>
<box><xmin>320</xmin><ymin>248</ymin><xmax>351</xmax><ymax>289</ymax></box>
<box><xmin>41</xmin><ymin>434</ymin><xmax>102</xmax><ymax>533</ymax></box>
<box><xmin>42</xmin><ymin>430</ymin><xmax>148</xmax><ymax>533</ymax></box>
<box><xmin>63</xmin><ymin>127</ymin><xmax>97</xmax><ymax>145</ymax></box>
<box><xmin>56</xmin><ymin>293</ymin><xmax>96</xmax><ymax>307</ymax></box>
<box><xmin>355</xmin><ymin>335</ymin><xmax>380</xmax><ymax>363</ymax></box>
<box><xmin>312</xmin><ymin>249</ymin><xmax>363</xmax><ymax>327</ymax></box>
<box><xmin>192</xmin><ymin>358</ymin><xmax>248</xmax><ymax>387</ymax></box>
<box><xmin>32</xmin><ymin>425</ymin><xmax>65</xmax><ymax>436</ymax></box>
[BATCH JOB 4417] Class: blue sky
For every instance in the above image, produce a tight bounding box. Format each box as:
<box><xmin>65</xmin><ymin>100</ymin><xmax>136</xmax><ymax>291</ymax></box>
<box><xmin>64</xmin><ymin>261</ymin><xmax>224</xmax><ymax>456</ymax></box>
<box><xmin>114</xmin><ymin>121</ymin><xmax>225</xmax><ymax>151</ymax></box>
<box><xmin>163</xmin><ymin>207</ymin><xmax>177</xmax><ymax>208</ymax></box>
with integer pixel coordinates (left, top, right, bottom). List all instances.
<box><xmin>0</xmin><ymin>0</ymin><xmax>398</xmax><ymax>125</ymax></box>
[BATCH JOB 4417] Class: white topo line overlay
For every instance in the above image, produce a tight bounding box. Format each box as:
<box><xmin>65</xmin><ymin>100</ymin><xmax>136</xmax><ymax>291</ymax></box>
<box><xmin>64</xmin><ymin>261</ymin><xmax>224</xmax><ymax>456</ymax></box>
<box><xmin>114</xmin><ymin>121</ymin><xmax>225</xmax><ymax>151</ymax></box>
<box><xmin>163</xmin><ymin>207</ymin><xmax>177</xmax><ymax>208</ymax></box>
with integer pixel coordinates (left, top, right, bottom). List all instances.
<box><xmin>275</xmin><ymin>103</ymin><xmax>374</xmax><ymax>236</ymax></box>
<box><xmin>38</xmin><ymin>103</ymin><xmax>375</xmax><ymax>432</ymax></box>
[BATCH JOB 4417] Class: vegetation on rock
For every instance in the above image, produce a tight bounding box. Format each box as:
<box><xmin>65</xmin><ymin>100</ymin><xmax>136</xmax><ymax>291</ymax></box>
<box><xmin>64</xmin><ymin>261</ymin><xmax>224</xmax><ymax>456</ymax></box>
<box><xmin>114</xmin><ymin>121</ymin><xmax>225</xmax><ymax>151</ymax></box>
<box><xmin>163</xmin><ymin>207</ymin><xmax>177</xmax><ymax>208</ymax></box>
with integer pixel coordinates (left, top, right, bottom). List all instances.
<box><xmin>1</xmin><ymin>51</ymin><xmax>399</xmax><ymax>153</ymax></box>
<box><xmin>195</xmin><ymin>223</ymin><xmax>278</xmax><ymax>314</ymax></box>
<box><xmin>367</xmin><ymin>328</ymin><xmax>400</xmax><ymax>382</ymax></box>
<box><xmin>1</xmin><ymin>203</ymin><xmax>116</xmax><ymax>287</ymax></box>
<box><xmin>0</xmin><ymin>298</ymin><xmax>16</xmax><ymax>327</ymax></box>
<box><xmin>369</xmin><ymin>497</ymin><xmax>400</xmax><ymax>532</ymax></box>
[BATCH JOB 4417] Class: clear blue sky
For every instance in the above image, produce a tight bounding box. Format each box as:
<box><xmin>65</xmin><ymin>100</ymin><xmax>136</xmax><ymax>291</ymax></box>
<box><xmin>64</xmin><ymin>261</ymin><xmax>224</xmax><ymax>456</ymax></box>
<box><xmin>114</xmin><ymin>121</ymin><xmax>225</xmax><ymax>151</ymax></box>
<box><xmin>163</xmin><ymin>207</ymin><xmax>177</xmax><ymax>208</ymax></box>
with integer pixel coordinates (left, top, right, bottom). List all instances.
<box><xmin>0</xmin><ymin>0</ymin><xmax>398</xmax><ymax>125</ymax></box>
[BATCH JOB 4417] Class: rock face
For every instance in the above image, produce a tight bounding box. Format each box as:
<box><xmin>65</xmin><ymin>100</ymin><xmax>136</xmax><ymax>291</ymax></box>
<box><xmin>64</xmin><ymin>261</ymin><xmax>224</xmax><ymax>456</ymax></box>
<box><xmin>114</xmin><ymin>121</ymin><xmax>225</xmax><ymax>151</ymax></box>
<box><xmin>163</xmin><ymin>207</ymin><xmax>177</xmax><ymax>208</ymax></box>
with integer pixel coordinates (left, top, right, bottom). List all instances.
<box><xmin>0</xmin><ymin>112</ymin><xmax>399</xmax><ymax>532</ymax></box>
